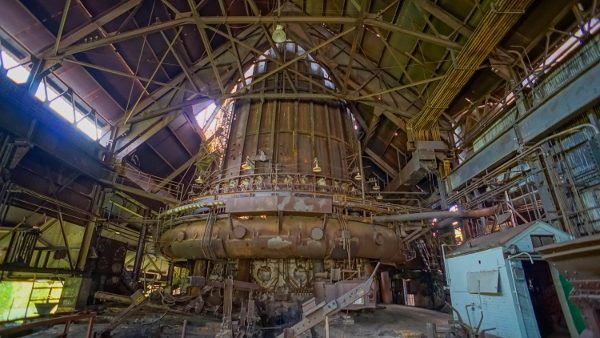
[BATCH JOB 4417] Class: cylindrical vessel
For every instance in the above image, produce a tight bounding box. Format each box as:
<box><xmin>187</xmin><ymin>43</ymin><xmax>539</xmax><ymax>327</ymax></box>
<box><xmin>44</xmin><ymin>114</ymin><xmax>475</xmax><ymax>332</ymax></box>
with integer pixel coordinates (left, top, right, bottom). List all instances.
<box><xmin>159</xmin><ymin>42</ymin><xmax>415</xmax><ymax>311</ymax></box>
<box><xmin>223</xmin><ymin>99</ymin><xmax>356</xmax><ymax>180</ymax></box>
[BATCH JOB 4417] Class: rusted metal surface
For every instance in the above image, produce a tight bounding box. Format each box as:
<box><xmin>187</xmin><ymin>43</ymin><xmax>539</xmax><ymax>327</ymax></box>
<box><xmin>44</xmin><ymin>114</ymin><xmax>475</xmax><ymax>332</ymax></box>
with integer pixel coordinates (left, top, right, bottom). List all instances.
<box><xmin>226</xmin><ymin>195</ymin><xmax>333</xmax><ymax>214</ymax></box>
<box><xmin>161</xmin><ymin>216</ymin><xmax>408</xmax><ymax>264</ymax></box>
<box><xmin>0</xmin><ymin>312</ymin><xmax>96</xmax><ymax>338</ymax></box>
<box><xmin>221</xmin><ymin>63</ymin><xmax>357</xmax><ymax>181</ymax></box>
<box><xmin>373</xmin><ymin>206</ymin><xmax>499</xmax><ymax>223</ymax></box>
<box><xmin>539</xmin><ymin>234</ymin><xmax>600</xmax><ymax>338</ymax></box>
<box><xmin>380</xmin><ymin>271</ymin><xmax>393</xmax><ymax>304</ymax></box>
<box><xmin>277</xmin><ymin>263</ymin><xmax>381</xmax><ymax>338</ymax></box>
<box><xmin>188</xmin><ymin>276</ymin><xmax>260</xmax><ymax>291</ymax></box>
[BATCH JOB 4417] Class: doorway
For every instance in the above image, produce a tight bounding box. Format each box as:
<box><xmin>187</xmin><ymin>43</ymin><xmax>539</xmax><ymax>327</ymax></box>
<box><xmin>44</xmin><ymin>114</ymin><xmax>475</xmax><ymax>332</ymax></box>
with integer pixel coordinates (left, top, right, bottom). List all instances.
<box><xmin>522</xmin><ymin>260</ymin><xmax>570</xmax><ymax>338</ymax></box>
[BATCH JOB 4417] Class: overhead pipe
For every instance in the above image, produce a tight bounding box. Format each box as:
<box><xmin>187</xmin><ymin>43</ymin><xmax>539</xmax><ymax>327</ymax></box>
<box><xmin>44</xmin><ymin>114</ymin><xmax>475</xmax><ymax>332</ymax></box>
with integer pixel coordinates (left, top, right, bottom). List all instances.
<box><xmin>373</xmin><ymin>205</ymin><xmax>498</xmax><ymax>223</ymax></box>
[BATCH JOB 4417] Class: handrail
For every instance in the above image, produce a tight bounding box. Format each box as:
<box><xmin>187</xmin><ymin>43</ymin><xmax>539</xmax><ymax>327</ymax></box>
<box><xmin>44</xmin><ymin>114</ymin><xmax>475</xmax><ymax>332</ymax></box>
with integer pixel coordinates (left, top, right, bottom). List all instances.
<box><xmin>0</xmin><ymin>312</ymin><xmax>96</xmax><ymax>338</ymax></box>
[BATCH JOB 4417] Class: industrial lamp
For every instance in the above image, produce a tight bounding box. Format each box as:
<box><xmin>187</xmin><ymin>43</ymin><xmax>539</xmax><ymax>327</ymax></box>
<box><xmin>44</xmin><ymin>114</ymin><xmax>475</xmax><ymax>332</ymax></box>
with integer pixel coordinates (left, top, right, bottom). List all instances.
<box><xmin>372</xmin><ymin>182</ymin><xmax>380</xmax><ymax>191</ymax></box>
<box><xmin>354</xmin><ymin>167</ymin><xmax>362</xmax><ymax>181</ymax></box>
<box><xmin>376</xmin><ymin>194</ymin><xmax>383</xmax><ymax>200</ymax></box>
<box><xmin>241</xmin><ymin>156</ymin><xmax>255</xmax><ymax>170</ymax></box>
<box><xmin>312</xmin><ymin>157</ymin><xmax>322</xmax><ymax>173</ymax></box>
<box><xmin>272</xmin><ymin>24</ymin><xmax>287</xmax><ymax>43</ymax></box>
<box><xmin>194</xmin><ymin>176</ymin><xmax>204</xmax><ymax>184</ymax></box>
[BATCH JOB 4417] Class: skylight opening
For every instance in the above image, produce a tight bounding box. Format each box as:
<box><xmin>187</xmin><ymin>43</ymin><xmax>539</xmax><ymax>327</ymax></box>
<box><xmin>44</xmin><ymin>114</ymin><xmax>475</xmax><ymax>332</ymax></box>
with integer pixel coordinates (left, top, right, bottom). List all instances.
<box><xmin>194</xmin><ymin>102</ymin><xmax>217</xmax><ymax>129</ymax></box>
<box><xmin>1</xmin><ymin>50</ymin><xmax>104</xmax><ymax>141</ymax></box>
<box><xmin>77</xmin><ymin>117</ymin><xmax>100</xmax><ymax>140</ymax></box>
<box><xmin>257</xmin><ymin>54</ymin><xmax>267</xmax><ymax>73</ymax></box>
<box><xmin>1</xmin><ymin>51</ymin><xmax>30</xmax><ymax>84</ymax></box>
<box><xmin>522</xmin><ymin>17</ymin><xmax>600</xmax><ymax>88</ymax></box>
<box><xmin>456</xmin><ymin>17</ymin><xmax>599</xmax><ymax>133</ymax></box>
<box><xmin>49</xmin><ymin>96</ymin><xmax>78</xmax><ymax>123</ymax></box>
<box><xmin>244</xmin><ymin>64</ymin><xmax>256</xmax><ymax>85</ymax></box>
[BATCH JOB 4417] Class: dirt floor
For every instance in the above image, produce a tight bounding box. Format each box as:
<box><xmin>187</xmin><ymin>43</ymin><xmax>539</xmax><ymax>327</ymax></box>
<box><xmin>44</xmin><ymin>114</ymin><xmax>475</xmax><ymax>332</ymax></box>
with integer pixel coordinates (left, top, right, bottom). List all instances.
<box><xmin>19</xmin><ymin>304</ymin><xmax>450</xmax><ymax>337</ymax></box>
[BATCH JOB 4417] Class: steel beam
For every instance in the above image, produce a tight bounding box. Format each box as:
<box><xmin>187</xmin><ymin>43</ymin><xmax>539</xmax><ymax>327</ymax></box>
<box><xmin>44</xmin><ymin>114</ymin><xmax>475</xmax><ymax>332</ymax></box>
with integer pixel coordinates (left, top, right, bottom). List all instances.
<box><xmin>247</xmin><ymin>27</ymin><xmax>356</xmax><ymax>90</ymax></box>
<box><xmin>188</xmin><ymin>0</ymin><xmax>225</xmax><ymax>95</ymax></box>
<box><xmin>0</xmin><ymin>76</ymin><xmax>115</xmax><ymax>183</ymax></box>
<box><xmin>48</xmin><ymin>15</ymin><xmax>461</xmax><ymax>59</ymax></box>
<box><xmin>408</xmin><ymin>0</ymin><xmax>532</xmax><ymax>136</ymax></box>
<box><xmin>37</xmin><ymin>0</ymin><xmax>142</xmax><ymax>72</ymax></box>
<box><xmin>448</xmin><ymin>60</ymin><xmax>600</xmax><ymax>190</ymax></box>
<box><xmin>116</xmin><ymin>110</ymin><xmax>181</xmax><ymax>159</ymax></box>
<box><xmin>364</xmin><ymin>148</ymin><xmax>397</xmax><ymax>178</ymax></box>
<box><xmin>355</xmin><ymin>75</ymin><xmax>445</xmax><ymax>100</ymax></box>
<box><xmin>123</xmin><ymin>28</ymin><xmax>184</xmax><ymax>124</ymax></box>
<box><xmin>52</xmin><ymin>0</ymin><xmax>72</xmax><ymax>56</ymax></box>
<box><xmin>203</xmin><ymin>25</ymin><xmax>336</xmax><ymax>95</ymax></box>
<box><xmin>412</xmin><ymin>0</ymin><xmax>473</xmax><ymax>37</ymax></box>
<box><xmin>62</xmin><ymin>58</ymin><xmax>197</xmax><ymax>94</ymax></box>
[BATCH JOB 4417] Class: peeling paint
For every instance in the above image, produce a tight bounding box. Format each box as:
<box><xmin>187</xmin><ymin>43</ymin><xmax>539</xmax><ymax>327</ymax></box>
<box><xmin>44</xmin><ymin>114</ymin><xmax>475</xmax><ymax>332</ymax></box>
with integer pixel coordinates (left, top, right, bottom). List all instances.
<box><xmin>267</xmin><ymin>236</ymin><xmax>293</xmax><ymax>249</ymax></box>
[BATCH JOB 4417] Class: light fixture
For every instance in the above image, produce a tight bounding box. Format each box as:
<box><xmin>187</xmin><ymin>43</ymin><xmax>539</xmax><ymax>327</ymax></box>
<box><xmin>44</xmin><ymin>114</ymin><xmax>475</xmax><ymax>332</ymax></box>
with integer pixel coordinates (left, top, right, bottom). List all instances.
<box><xmin>376</xmin><ymin>194</ymin><xmax>383</xmax><ymax>200</ymax></box>
<box><xmin>241</xmin><ymin>156</ymin><xmax>255</xmax><ymax>170</ymax></box>
<box><xmin>194</xmin><ymin>176</ymin><xmax>204</xmax><ymax>184</ymax></box>
<box><xmin>372</xmin><ymin>182</ymin><xmax>380</xmax><ymax>191</ymax></box>
<box><xmin>312</xmin><ymin>157</ymin><xmax>322</xmax><ymax>173</ymax></box>
<box><xmin>272</xmin><ymin>24</ymin><xmax>287</xmax><ymax>43</ymax></box>
<box><xmin>354</xmin><ymin>167</ymin><xmax>362</xmax><ymax>181</ymax></box>
<box><xmin>257</xmin><ymin>149</ymin><xmax>268</xmax><ymax>162</ymax></box>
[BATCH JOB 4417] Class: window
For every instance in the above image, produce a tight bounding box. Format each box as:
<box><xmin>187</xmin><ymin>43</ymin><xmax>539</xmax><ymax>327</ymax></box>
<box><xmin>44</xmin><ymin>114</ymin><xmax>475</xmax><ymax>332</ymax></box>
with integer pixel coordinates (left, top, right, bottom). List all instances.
<box><xmin>194</xmin><ymin>102</ymin><xmax>217</xmax><ymax>130</ymax></box>
<box><xmin>1</xmin><ymin>51</ymin><xmax>30</xmax><ymax>84</ymax></box>
<box><xmin>1</xmin><ymin>50</ymin><xmax>103</xmax><ymax>141</ymax></box>
<box><xmin>531</xmin><ymin>235</ymin><xmax>555</xmax><ymax>248</ymax></box>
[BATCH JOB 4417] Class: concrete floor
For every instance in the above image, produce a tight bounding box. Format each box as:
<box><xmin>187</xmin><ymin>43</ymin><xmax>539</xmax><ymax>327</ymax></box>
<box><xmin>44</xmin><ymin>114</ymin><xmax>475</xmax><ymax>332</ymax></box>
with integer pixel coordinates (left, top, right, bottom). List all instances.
<box><xmin>311</xmin><ymin>305</ymin><xmax>450</xmax><ymax>338</ymax></box>
<box><xmin>20</xmin><ymin>305</ymin><xmax>450</xmax><ymax>337</ymax></box>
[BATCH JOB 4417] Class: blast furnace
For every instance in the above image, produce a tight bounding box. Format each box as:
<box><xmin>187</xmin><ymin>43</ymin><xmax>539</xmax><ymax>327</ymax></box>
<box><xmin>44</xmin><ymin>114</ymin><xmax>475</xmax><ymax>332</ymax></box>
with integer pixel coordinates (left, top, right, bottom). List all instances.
<box><xmin>158</xmin><ymin>42</ymin><xmax>426</xmax><ymax>333</ymax></box>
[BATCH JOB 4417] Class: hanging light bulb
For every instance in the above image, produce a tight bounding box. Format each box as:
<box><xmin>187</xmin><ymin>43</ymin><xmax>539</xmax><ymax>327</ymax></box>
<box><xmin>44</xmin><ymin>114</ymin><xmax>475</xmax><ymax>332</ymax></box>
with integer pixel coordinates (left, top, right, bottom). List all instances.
<box><xmin>272</xmin><ymin>24</ymin><xmax>287</xmax><ymax>43</ymax></box>
<box><xmin>376</xmin><ymin>194</ymin><xmax>383</xmax><ymax>200</ymax></box>
<box><xmin>372</xmin><ymin>182</ymin><xmax>380</xmax><ymax>191</ymax></box>
<box><xmin>194</xmin><ymin>175</ymin><xmax>204</xmax><ymax>184</ymax></box>
<box><xmin>241</xmin><ymin>156</ymin><xmax>255</xmax><ymax>170</ymax></box>
<box><xmin>354</xmin><ymin>167</ymin><xmax>362</xmax><ymax>181</ymax></box>
<box><xmin>257</xmin><ymin>149</ymin><xmax>268</xmax><ymax>162</ymax></box>
<box><xmin>312</xmin><ymin>157</ymin><xmax>322</xmax><ymax>173</ymax></box>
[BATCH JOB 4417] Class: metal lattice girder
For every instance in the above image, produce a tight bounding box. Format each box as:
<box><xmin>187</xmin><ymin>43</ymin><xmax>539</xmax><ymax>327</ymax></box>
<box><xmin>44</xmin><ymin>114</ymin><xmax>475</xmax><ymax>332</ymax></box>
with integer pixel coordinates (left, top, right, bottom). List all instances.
<box><xmin>448</xmin><ymin>60</ymin><xmax>600</xmax><ymax>190</ymax></box>
<box><xmin>37</xmin><ymin>0</ymin><xmax>143</xmax><ymax>70</ymax></box>
<box><xmin>407</xmin><ymin>0</ymin><xmax>533</xmax><ymax>140</ymax></box>
<box><xmin>412</xmin><ymin>0</ymin><xmax>473</xmax><ymax>38</ymax></box>
<box><xmin>0</xmin><ymin>75</ymin><xmax>114</xmax><ymax>184</ymax></box>
<box><xmin>44</xmin><ymin>15</ymin><xmax>461</xmax><ymax>60</ymax></box>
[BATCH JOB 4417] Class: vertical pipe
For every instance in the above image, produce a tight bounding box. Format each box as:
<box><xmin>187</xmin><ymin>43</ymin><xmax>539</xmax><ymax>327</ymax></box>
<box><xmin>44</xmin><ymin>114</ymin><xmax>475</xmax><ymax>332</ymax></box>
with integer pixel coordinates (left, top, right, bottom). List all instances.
<box><xmin>437</xmin><ymin>173</ymin><xmax>448</xmax><ymax>210</ymax></box>
<box><xmin>380</xmin><ymin>271</ymin><xmax>393</xmax><ymax>304</ymax></box>
<box><xmin>132</xmin><ymin>224</ymin><xmax>147</xmax><ymax>282</ymax></box>
<box><xmin>190</xmin><ymin>260</ymin><xmax>208</xmax><ymax>297</ymax></box>
<box><xmin>357</xmin><ymin>141</ymin><xmax>365</xmax><ymax>201</ymax></box>
<box><xmin>166</xmin><ymin>262</ymin><xmax>175</xmax><ymax>286</ymax></box>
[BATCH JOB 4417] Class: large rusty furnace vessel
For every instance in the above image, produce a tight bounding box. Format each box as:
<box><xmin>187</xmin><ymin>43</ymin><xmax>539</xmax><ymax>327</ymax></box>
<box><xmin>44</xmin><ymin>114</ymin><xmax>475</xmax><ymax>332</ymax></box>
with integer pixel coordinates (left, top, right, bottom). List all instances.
<box><xmin>158</xmin><ymin>41</ymin><xmax>434</xmax><ymax>334</ymax></box>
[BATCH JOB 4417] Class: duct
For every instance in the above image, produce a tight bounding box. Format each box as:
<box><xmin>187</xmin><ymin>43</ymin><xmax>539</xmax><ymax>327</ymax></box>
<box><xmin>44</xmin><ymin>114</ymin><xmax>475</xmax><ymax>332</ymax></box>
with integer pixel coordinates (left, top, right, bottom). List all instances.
<box><xmin>386</xmin><ymin>140</ymin><xmax>447</xmax><ymax>191</ymax></box>
<box><xmin>373</xmin><ymin>206</ymin><xmax>498</xmax><ymax>223</ymax></box>
<box><xmin>160</xmin><ymin>215</ymin><xmax>408</xmax><ymax>264</ymax></box>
